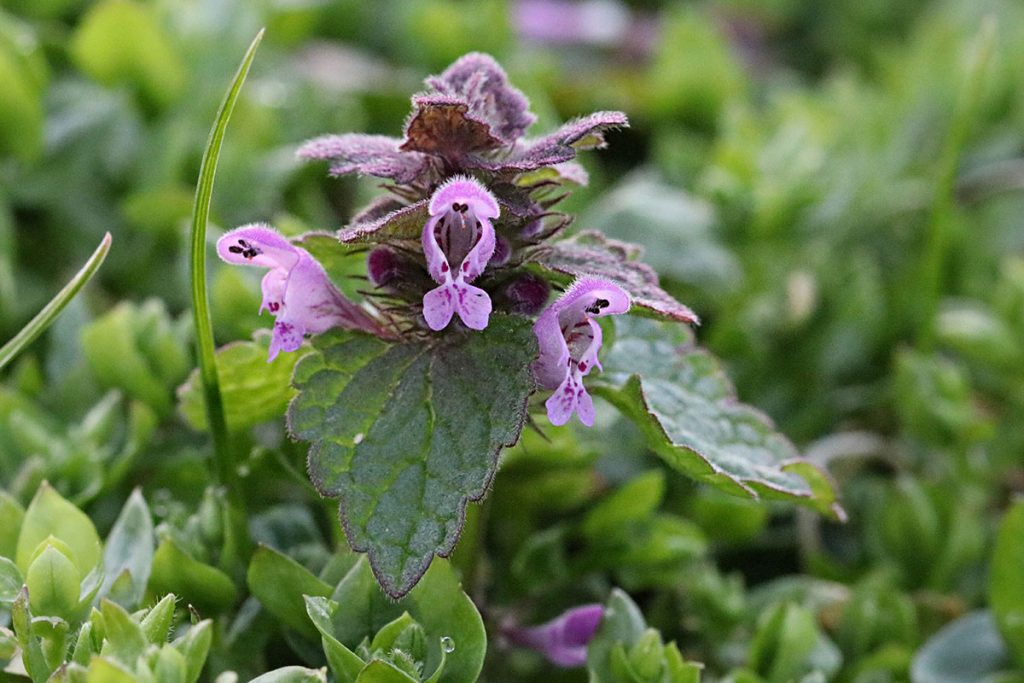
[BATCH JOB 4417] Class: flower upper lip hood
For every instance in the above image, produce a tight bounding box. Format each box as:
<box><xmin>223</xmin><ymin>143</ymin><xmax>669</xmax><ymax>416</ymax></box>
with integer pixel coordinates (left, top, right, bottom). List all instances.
<box><xmin>216</xmin><ymin>224</ymin><xmax>389</xmax><ymax>360</ymax></box>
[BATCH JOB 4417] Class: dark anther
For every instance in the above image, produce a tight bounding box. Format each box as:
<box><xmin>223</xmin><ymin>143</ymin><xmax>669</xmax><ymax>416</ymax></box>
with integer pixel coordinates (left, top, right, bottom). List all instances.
<box><xmin>451</xmin><ymin>202</ymin><xmax>459</xmax><ymax>212</ymax></box>
<box><xmin>232</xmin><ymin>238</ymin><xmax>261</xmax><ymax>260</ymax></box>
<box><xmin>585</xmin><ymin>298</ymin><xmax>610</xmax><ymax>314</ymax></box>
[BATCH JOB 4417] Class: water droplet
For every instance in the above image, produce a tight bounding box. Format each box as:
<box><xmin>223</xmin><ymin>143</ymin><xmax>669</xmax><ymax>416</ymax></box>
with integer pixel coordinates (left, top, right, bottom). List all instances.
<box><xmin>440</xmin><ymin>636</ymin><xmax>455</xmax><ymax>654</ymax></box>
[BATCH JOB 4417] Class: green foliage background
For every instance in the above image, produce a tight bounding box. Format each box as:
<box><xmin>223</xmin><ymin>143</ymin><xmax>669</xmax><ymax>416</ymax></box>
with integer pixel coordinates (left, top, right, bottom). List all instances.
<box><xmin>1</xmin><ymin>0</ymin><xmax>1023</xmax><ymax>681</ymax></box>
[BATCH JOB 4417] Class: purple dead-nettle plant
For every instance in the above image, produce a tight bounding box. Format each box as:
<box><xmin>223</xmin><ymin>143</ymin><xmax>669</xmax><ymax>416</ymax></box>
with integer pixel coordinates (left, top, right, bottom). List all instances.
<box><xmin>220</xmin><ymin>51</ymin><xmax>695</xmax><ymax>426</ymax></box>
<box><xmin>216</xmin><ymin>51</ymin><xmax>703</xmax><ymax>598</ymax></box>
<box><xmin>216</xmin><ymin>224</ymin><xmax>390</xmax><ymax>360</ymax></box>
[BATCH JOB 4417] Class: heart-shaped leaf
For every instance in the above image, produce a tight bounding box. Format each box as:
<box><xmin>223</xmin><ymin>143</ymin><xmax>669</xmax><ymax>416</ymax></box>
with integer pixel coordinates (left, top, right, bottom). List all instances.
<box><xmin>289</xmin><ymin>315</ymin><xmax>536</xmax><ymax>597</ymax></box>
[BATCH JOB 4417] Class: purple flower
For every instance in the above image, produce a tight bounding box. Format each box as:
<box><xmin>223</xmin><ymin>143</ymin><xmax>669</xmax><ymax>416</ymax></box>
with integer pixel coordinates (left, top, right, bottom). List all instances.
<box><xmin>533</xmin><ymin>277</ymin><xmax>630</xmax><ymax>426</ymax></box>
<box><xmin>217</xmin><ymin>224</ymin><xmax>387</xmax><ymax>360</ymax></box>
<box><xmin>503</xmin><ymin>604</ymin><xmax>604</xmax><ymax>668</ymax></box>
<box><xmin>421</xmin><ymin>176</ymin><xmax>499</xmax><ymax>331</ymax></box>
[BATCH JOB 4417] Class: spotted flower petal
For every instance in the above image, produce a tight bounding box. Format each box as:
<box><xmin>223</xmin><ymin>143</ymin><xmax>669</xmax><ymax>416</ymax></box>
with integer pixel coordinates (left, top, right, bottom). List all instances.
<box><xmin>421</xmin><ymin>177</ymin><xmax>500</xmax><ymax>331</ymax></box>
<box><xmin>503</xmin><ymin>604</ymin><xmax>604</xmax><ymax>668</ymax></box>
<box><xmin>217</xmin><ymin>224</ymin><xmax>386</xmax><ymax>360</ymax></box>
<box><xmin>533</xmin><ymin>277</ymin><xmax>630</xmax><ymax>426</ymax></box>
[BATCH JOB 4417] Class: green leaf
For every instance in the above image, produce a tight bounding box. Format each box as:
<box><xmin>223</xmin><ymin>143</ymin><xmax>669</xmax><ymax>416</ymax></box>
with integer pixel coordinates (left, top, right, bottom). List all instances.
<box><xmin>305</xmin><ymin>596</ymin><xmax>366</xmax><ymax>683</ymax></box>
<box><xmin>13</xmin><ymin>587</ymin><xmax>51</xmax><ymax>683</ymax></box>
<box><xmin>100</xmin><ymin>488</ymin><xmax>154</xmax><ymax>607</ymax></box>
<box><xmin>16</xmin><ymin>482</ymin><xmax>102</xmax><ymax>575</ymax></box>
<box><xmin>0</xmin><ymin>29</ymin><xmax>44</xmax><ymax>161</ymax></box>
<box><xmin>69</xmin><ymin>0</ymin><xmax>185</xmax><ymax>108</ymax></box>
<box><xmin>149</xmin><ymin>537</ymin><xmax>238</xmax><ymax>614</ymax></box>
<box><xmin>588</xmin><ymin>589</ymin><xmax>647</xmax><ymax>683</ymax></box>
<box><xmin>178</xmin><ymin>334</ymin><xmax>300</xmax><ymax>432</ymax></box>
<box><xmin>990</xmin><ymin>499</ymin><xmax>1024</xmax><ymax>667</ymax></box>
<box><xmin>141</xmin><ymin>594</ymin><xmax>178</xmax><ymax>645</ymax></box>
<box><xmin>153</xmin><ymin>644</ymin><xmax>189</xmax><ymax>683</ymax></box>
<box><xmin>370</xmin><ymin>612</ymin><xmax>417</xmax><ymax>652</ymax></box>
<box><xmin>911</xmin><ymin>611</ymin><xmax>1014</xmax><ymax>683</ymax></box>
<box><xmin>0</xmin><ymin>233</ymin><xmax>111</xmax><ymax>373</ymax></box>
<box><xmin>81</xmin><ymin>300</ymin><xmax>190</xmax><ymax>417</ymax></box>
<box><xmin>171</xmin><ymin>620</ymin><xmax>213</xmax><ymax>683</ymax></box>
<box><xmin>748</xmin><ymin>603</ymin><xmax>841</xmax><ymax>683</ymax></box>
<box><xmin>355</xmin><ymin>660</ymin><xmax>417</xmax><ymax>683</ymax></box>
<box><xmin>189</xmin><ymin>28</ymin><xmax>264</xmax><ymax>499</ymax></box>
<box><xmin>321</xmin><ymin>558</ymin><xmax>485</xmax><ymax>683</ymax></box>
<box><xmin>591</xmin><ymin>317</ymin><xmax>842</xmax><ymax>518</ymax></box>
<box><xmin>25</xmin><ymin>544</ymin><xmax>80</xmax><ymax>619</ymax></box>
<box><xmin>0</xmin><ymin>556</ymin><xmax>23</xmax><ymax>603</ymax></box>
<box><xmin>0</xmin><ymin>490</ymin><xmax>25</xmax><ymax>559</ymax></box>
<box><xmin>85</xmin><ymin>656</ymin><xmax>136</xmax><ymax>683</ymax></box>
<box><xmin>290</xmin><ymin>315</ymin><xmax>537</xmax><ymax>597</ymax></box>
<box><xmin>249</xmin><ymin>667</ymin><xmax>328</xmax><ymax>683</ymax></box>
<box><xmin>99</xmin><ymin>599</ymin><xmax>147</xmax><ymax>667</ymax></box>
<box><xmin>581</xmin><ymin>470</ymin><xmax>665</xmax><ymax>541</ymax></box>
<box><xmin>246</xmin><ymin>545</ymin><xmax>331</xmax><ymax>640</ymax></box>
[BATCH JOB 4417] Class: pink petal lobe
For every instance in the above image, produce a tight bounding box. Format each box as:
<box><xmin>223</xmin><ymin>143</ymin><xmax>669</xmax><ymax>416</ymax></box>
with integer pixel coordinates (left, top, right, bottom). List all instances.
<box><xmin>423</xmin><ymin>284</ymin><xmax>456</xmax><ymax>331</ymax></box>
<box><xmin>454</xmin><ymin>282</ymin><xmax>492</xmax><ymax>330</ymax></box>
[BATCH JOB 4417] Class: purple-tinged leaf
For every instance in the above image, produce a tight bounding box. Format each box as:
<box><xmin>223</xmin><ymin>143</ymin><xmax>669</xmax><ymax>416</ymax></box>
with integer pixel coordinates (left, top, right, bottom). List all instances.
<box><xmin>531</xmin><ymin>230</ymin><xmax>699</xmax><ymax>324</ymax></box>
<box><xmin>338</xmin><ymin>200</ymin><xmax>429</xmax><ymax>244</ymax></box>
<box><xmin>350</xmin><ymin>195</ymin><xmax>408</xmax><ymax>226</ymax></box>
<box><xmin>591</xmin><ymin>316</ymin><xmax>844</xmax><ymax>519</ymax></box>
<box><xmin>427</xmin><ymin>52</ymin><xmax>535</xmax><ymax>143</ymax></box>
<box><xmin>401</xmin><ymin>95</ymin><xmax>504</xmax><ymax>156</ymax></box>
<box><xmin>297</xmin><ymin>133</ymin><xmax>431</xmax><ymax>184</ymax></box>
<box><xmin>470</xmin><ymin>111</ymin><xmax>629</xmax><ymax>174</ymax></box>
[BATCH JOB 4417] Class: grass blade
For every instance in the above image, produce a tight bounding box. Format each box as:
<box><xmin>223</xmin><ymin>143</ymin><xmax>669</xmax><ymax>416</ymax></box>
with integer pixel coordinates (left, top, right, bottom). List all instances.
<box><xmin>190</xmin><ymin>29</ymin><xmax>265</xmax><ymax>493</ymax></box>
<box><xmin>0</xmin><ymin>232</ymin><xmax>111</xmax><ymax>371</ymax></box>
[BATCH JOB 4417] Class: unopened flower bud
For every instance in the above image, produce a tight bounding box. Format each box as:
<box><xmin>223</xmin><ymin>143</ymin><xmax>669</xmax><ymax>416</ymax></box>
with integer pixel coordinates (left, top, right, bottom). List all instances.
<box><xmin>367</xmin><ymin>246</ymin><xmax>405</xmax><ymax>287</ymax></box>
<box><xmin>491</xmin><ymin>234</ymin><xmax>512</xmax><ymax>267</ymax></box>
<box><xmin>500</xmin><ymin>273</ymin><xmax>550</xmax><ymax>316</ymax></box>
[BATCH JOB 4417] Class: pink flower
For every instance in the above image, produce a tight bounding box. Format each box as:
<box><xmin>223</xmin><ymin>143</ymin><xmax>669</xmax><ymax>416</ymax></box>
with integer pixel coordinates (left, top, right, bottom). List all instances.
<box><xmin>217</xmin><ymin>224</ymin><xmax>385</xmax><ymax>360</ymax></box>
<box><xmin>533</xmin><ymin>277</ymin><xmax>630</xmax><ymax>426</ymax></box>
<box><xmin>421</xmin><ymin>176</ymin><xmax>499</xmax><ymax>331</ymax></box>
<box><xmin>503</xmin><ymin>604</ymin><xmax>604</xmax><ymax>668</ymax></box>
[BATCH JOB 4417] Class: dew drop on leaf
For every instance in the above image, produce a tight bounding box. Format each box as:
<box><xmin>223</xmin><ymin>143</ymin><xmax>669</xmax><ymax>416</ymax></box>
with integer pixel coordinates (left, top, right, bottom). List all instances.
<box><xmin>441</xmin><ymin>636</ymin><xmax>455</xmax><ymax>653</ymax></box>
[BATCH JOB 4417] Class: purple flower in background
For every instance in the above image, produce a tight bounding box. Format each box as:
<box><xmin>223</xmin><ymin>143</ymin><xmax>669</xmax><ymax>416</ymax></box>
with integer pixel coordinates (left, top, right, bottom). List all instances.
<box><xmin>421</xmin><ymin>176</ymin><xmax>500</xmax><ymax>330</ymax></box>
<box><xmin>503</xmin><ymin>604</ymin><xmax>604</xmax><ymax>667</ymax></box>
<box><xmin>217</xmin><ymin>224</ymin><xmax>387</xmax><ymax>360</ymax></box>
<box><xmin>533</xmin><ymin>277</ymin><xmax>630</xmax><ymax>426</ymax></box>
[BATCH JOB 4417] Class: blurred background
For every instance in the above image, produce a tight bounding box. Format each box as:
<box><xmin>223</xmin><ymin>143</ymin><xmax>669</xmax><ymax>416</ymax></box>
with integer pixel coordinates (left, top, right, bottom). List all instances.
<box><xmin>1</xmin><ymin>0</ymin><xmax>1023</xmax><ymax>680</ymax></box>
